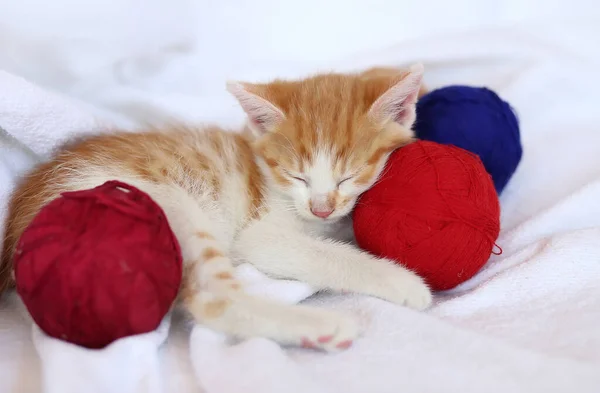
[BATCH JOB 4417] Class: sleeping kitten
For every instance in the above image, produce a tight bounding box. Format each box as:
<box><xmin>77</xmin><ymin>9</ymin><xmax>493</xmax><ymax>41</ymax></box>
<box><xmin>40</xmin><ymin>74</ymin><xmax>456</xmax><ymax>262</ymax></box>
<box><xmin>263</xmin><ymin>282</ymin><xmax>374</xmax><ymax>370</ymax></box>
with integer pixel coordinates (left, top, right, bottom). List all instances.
<box><xmin>0</xmin><ymin>64</ymin><xmax>431</xmax><ymax>352</ymax></box>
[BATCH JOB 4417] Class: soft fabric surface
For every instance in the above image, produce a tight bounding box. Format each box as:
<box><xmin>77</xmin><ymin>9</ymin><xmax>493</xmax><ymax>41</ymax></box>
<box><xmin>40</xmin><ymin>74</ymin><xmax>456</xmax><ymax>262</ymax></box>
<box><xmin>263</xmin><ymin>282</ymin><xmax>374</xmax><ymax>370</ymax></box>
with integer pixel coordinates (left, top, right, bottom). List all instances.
<box><xmin>1</xmin><ymin>6</ymin><xmax>600</xmax><ymax>393</ymax></box>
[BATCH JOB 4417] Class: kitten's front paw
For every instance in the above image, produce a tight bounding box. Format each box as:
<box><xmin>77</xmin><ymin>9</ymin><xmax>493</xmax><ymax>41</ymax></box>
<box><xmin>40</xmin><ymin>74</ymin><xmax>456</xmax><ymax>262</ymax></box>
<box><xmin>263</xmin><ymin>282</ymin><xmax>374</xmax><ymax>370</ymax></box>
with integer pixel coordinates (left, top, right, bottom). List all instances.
<box><xmin>370</xmin><ymin>259</ymin><xmax>433</xmax><ymax>310</ymax></box>
<box><xmin>397</xmin><ymin>271</ymin><xmax>432</xmax><ymax>310</ymax></box>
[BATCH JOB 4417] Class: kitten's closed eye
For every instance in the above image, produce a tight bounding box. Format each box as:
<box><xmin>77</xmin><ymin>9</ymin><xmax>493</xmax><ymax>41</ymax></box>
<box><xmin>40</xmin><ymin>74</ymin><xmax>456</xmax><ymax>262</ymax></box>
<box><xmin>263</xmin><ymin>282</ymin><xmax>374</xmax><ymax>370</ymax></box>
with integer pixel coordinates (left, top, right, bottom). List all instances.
<box><xmin>284</xmin><ymin>170</ymin><xmax>309</xmax><ymax>186</ymax></box>
<box><xmin>337</xmin><ymin>176</ymin><xmax>354</xmax><ymax>187</ymax></box>
<box><xmin>293</xmin><ymin>176</ymin><xmax>308</xmax><ymax>185</ymax></box>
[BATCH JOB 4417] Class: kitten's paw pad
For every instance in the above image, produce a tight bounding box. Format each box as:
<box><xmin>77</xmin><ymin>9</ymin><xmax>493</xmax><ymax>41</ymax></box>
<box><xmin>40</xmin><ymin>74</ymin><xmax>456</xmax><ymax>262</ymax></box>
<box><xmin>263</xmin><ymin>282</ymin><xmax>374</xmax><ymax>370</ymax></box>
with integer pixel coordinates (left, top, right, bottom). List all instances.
<box><xmin>299</xmin><ymin>313</ymin><xmax>360</xmax><ymax>353</ymax></box>
<box><xmin>335</xmin><ymin>339</ymin><xmax>353</xmax><ymax>350</ymax></box>
<box><xmin>317</xmin><ymin>335</ymin><xmax>333</xmax><ymax>343</ymax></box>
<box><xmin>301</xmin><ymin>338</ymin><xmax>319</xmax><ymax>349</ymax></box>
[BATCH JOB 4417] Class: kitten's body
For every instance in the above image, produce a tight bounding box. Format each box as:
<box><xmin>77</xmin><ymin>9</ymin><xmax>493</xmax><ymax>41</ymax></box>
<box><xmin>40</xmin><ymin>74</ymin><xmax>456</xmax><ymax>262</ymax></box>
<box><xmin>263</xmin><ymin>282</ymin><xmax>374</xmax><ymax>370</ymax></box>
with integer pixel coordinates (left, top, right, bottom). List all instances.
<box><xmin>1</xmin><ymin>65</ymin><xmax>431</xmax><ymax>351</ymax></box>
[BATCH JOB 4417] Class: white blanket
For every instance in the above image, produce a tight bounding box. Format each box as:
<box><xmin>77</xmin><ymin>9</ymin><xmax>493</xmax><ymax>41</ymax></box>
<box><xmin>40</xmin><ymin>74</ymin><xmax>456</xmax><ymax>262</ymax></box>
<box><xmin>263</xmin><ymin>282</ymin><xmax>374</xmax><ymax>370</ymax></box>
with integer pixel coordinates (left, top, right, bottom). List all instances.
<box><xmin>1</xmin><ymin>15</ymin><xmax>600</xmax><ymax>393</ymax></box>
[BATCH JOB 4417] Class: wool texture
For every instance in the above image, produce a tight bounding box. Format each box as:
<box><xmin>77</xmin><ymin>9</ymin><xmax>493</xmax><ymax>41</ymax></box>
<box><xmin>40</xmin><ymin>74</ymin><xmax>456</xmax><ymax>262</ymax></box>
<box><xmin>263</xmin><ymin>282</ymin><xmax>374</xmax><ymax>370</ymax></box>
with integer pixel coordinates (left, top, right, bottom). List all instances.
<box><xmin>14</xmin><ymin>180</ymin><xmax>182</xmax><ymax>349</ymax></box>
<box><xmin>414</xmin><ymin>86</ymin><xmax>522</xmax><ymax>194</ymax></box>
<box><xmin>353</xmin><ymin>141</ymin><xmax>501</xmax><ymax>291</ymax></box>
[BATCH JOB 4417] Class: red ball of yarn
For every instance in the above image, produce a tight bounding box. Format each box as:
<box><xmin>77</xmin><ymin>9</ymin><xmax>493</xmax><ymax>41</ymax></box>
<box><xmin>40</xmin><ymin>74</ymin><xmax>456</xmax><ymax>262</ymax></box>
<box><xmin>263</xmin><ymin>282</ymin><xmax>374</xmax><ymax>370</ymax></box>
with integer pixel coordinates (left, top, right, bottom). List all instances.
<box><xmin>353</xmin><ymin>140</ymin><xmax>501</xmax><ymax>291</ymax></box>
<box><xmin>14</xmin><ymin>181</ymin><xmax>182</xmax><ymax>349</ymax></box>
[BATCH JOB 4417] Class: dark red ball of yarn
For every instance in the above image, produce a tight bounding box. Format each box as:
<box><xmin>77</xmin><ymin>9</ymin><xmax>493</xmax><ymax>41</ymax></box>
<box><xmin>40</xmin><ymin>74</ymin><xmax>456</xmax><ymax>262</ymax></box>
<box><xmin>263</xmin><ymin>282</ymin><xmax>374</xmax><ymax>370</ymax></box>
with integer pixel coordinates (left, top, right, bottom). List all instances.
<box><xmin>14</xmin><ymin>181</ymin><xmax>182</xmax><ymax>349</ymax></box>
<box><xmin>353</xmin><ymin>141</ymin><xmax>501</xmax><ymax>291</ymax></box>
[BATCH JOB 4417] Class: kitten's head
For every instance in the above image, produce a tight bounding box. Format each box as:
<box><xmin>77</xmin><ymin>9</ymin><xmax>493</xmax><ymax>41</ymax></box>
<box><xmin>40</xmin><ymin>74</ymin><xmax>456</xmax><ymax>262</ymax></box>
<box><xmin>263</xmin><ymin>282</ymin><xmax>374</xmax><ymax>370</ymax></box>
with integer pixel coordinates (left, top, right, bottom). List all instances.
<box><xmin>228</xmin><ymin>64</ymin><xmax>423</xmax><ymax>222</ymax></box>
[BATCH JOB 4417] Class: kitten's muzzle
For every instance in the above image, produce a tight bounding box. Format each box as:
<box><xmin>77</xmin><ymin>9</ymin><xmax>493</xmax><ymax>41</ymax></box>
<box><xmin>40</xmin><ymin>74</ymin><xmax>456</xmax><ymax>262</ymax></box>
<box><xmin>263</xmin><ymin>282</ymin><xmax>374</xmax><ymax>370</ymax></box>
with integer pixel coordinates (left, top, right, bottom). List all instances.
<box><xmin>310</xmin><ymin>206</ymin><xmax>334</xmax><ymax>218</ymax></box>
<box><xmin>309</xmin><ymin>194</ymin><xmax>335</xmax><ymax>219</ymax></box>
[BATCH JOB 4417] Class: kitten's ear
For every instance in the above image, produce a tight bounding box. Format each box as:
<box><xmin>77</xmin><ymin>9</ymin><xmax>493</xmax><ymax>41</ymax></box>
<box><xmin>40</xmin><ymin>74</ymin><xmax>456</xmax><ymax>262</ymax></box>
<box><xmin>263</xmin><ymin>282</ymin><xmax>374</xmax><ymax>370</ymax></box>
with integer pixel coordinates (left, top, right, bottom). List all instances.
<box><xmin>368</xmin><ymin>63</ymin><xmax>424</xmax><ymax>128</ymax></box>
<box><xmin>227</xmin><ymin>81</ymin><xmax>285</xmax><ymax>135</ymax></box>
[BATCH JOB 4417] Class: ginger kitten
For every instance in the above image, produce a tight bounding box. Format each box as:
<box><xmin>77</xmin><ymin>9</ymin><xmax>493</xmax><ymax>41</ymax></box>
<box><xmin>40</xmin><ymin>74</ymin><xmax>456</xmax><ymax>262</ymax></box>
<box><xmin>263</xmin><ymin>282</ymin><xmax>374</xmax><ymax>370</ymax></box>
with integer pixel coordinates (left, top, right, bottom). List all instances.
<box><xmin>0</xmin><ymin>64</ymin><xmax>431</xmax><ymax>351</ymax></box>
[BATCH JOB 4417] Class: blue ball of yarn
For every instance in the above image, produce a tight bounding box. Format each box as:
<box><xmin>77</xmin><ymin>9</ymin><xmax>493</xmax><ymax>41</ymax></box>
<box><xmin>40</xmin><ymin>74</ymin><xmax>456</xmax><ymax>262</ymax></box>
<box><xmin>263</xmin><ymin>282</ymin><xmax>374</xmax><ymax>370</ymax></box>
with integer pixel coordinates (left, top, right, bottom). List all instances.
<box><xmin>414</xmin><ymin>86</ymin><xmax>522</xmax><ymax>194</ymax></box>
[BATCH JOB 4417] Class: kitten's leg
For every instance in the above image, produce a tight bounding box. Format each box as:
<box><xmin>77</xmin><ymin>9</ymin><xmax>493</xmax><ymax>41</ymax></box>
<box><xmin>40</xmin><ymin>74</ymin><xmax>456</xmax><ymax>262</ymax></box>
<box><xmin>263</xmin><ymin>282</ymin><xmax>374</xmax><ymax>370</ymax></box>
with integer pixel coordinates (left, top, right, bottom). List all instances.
<box><xmin>179</xmin><ymin>231</ymin><xmax>359</xmax><ymax>351</ymax></box>
<box><xmin>145</xmin><ymin>185</ymin><xmax>360</xmax><ymax>352</ymax></box>
<box><xmin>233</xmin><ymin>219</ymin><xmax>433</xmax><ymax>310</ymax></box>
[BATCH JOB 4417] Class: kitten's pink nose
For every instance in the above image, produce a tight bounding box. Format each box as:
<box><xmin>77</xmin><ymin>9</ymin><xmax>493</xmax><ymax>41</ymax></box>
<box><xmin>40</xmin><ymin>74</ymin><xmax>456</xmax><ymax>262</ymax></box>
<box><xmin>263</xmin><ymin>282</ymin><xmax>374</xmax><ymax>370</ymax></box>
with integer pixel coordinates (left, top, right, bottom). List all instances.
<box><xmin>311</xmin><ymin>206</ymin><xmax>334</xmax><ymax>218</ymax></box>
